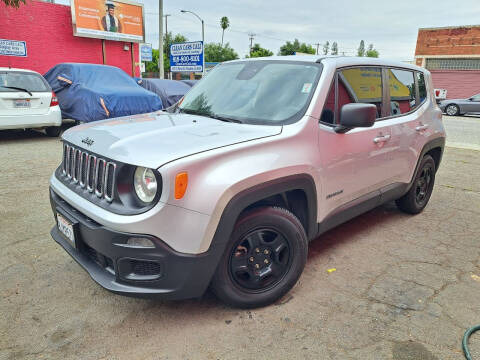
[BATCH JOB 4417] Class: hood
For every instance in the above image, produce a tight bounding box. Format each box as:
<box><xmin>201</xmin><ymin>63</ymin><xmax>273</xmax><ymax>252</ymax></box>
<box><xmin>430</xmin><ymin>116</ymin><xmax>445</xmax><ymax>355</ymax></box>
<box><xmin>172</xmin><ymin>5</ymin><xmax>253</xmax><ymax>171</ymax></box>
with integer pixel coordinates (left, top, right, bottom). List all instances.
<box><xmin>62</xmin><ymin>111</ymin><xmax>282</xmax><ymax>168</ymax></box>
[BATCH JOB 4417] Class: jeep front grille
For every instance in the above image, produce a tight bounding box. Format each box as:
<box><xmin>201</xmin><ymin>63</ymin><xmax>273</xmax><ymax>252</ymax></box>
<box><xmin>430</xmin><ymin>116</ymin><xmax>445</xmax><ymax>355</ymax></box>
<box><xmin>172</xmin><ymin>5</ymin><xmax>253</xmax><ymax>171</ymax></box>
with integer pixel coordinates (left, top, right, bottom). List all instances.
<box><xmin>62</xmin><ymin>143</ymin><xmax>116</xmax><ymax>202</ymax></box>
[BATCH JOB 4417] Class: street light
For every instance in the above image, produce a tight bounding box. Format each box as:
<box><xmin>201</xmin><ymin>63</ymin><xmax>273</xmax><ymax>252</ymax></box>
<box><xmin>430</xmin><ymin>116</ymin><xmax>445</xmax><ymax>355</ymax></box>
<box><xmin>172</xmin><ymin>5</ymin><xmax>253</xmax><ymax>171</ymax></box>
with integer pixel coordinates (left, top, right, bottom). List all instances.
<box><xmin>180</xmin><ymin>9</ymin><xmax>205</xmax><ymax>77</ymax></box>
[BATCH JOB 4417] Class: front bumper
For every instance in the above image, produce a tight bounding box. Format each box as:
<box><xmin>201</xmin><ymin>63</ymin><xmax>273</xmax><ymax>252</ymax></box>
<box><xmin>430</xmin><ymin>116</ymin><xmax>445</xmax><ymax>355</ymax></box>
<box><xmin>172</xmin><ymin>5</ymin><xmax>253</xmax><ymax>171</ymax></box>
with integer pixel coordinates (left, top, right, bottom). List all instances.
<box><xmin>49</xmin><ymin>188</ymin><xmax>224</xmax><ymax>300</ymax></box>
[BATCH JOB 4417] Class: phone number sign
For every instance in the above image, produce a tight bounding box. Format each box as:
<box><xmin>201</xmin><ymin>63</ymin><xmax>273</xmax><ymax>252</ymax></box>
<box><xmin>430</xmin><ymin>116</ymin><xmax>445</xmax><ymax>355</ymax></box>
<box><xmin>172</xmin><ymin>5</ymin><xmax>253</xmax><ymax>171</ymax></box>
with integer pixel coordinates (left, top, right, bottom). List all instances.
<box><xmin>170</xmin><ymin>41</ymin><xmax>203</xmax><ymax>72</ymax></box>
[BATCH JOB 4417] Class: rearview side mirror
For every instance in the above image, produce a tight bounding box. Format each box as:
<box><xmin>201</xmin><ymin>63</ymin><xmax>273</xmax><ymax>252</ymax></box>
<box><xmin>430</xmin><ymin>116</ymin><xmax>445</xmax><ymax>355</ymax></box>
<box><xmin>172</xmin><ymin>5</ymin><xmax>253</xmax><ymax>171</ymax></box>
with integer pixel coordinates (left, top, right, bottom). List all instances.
<box><xmin>334</xmin><ymin>103</ymin><xmax>377</xmax><ymax>133</ymax></box>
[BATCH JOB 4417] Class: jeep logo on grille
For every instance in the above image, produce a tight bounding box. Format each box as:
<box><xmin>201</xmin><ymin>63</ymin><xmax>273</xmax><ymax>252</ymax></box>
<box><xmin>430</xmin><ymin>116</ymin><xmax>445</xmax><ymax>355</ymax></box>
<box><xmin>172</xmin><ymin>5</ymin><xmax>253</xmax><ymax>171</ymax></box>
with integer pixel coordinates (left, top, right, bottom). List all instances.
<box><xmin>81</xmin><ymin>137</ymin><xmax>94</xmax><ymax>146</ymax></box>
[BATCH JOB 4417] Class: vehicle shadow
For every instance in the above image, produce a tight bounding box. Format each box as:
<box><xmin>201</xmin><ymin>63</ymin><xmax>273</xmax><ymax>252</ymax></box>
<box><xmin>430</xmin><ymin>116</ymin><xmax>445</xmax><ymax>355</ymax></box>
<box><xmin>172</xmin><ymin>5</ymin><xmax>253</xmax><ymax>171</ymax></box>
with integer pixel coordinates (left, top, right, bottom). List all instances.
<box><xmin>137</xmin><ymin>201</ymin><xmax>407</xmax><ymax>313</ymax></box>
<box><xmin>0</xmin><ymin>121</ymin><xmax>76</xmax><ymax>143</ymax></box>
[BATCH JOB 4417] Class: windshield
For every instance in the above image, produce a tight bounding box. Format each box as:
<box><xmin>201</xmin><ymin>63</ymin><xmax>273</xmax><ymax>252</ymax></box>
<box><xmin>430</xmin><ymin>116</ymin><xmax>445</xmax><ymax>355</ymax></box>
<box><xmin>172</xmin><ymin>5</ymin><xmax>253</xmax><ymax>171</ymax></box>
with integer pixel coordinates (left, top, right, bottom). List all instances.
<box><xmin>0</xmin><ymin>72</ymin><xmax>50</xmax><ymax>92</ymax></box>
<box><xmin>178</xmin><ymin>60</ymin><xmax>322</xmax><ymax>125</ymax></box>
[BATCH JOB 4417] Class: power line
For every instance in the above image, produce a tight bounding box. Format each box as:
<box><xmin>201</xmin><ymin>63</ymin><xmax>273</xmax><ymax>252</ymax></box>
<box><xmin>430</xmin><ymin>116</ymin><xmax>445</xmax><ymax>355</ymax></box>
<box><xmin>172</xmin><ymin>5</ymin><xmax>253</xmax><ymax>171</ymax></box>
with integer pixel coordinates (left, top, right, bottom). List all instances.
<box><xmin>248</xmin><ymin>33</ymin><xmax>256</xmax><ymax>55</ymax></box>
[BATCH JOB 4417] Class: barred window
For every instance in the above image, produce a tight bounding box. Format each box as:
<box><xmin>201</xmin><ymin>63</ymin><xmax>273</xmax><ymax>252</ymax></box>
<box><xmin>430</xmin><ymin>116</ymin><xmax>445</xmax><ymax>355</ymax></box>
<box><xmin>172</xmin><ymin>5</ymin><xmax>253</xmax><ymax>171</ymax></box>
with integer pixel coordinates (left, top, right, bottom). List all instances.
<box><xmin>425</xmin><ymin>58</ymin><xmax>480</xmax><ymax>70</ymax></box>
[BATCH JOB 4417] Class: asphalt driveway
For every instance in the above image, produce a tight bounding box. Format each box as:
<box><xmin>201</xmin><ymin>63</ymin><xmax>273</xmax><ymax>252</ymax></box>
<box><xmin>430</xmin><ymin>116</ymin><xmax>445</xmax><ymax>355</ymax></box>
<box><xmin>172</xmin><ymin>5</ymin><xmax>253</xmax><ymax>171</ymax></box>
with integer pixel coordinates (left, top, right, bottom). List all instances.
<box><xmin>0</xmin><ymin>125</ymin><xmax>479</xmax><ymax>360</ymax></box>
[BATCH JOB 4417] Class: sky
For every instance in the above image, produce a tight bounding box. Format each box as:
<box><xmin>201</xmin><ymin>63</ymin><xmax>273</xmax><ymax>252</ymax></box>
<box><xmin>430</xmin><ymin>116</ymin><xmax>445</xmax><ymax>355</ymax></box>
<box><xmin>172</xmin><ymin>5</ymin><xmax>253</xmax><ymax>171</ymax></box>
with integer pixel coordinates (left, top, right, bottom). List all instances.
<box><xmin>57</xmin><ymin>0</ymin><xmax>480</xmax><ymax>60</ymax></box>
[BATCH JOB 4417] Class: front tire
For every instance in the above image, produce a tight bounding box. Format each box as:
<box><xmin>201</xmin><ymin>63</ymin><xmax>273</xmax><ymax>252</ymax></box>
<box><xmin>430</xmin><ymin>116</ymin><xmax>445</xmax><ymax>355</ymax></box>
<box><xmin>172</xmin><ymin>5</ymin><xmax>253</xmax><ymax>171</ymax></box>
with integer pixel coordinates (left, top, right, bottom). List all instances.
<box><xmin>211</xmin><ymin>206</ymin><xmax>308</xmax><ymax>308</ymax></box>
<box><xmin>396</xmin><ymin>155</ymin><xmax>436</xmax><ymax>214</ymax></box>
<box><xmin>445</xmin><ymin>104</ymin><xmax>459</xmax><ymax>116</ymax></box>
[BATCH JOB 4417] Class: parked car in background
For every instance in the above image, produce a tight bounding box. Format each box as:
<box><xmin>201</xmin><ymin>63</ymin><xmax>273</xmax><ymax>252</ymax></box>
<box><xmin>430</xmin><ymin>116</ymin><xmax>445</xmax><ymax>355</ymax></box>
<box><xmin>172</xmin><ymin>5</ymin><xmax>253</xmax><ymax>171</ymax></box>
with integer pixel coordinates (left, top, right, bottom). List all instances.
<box><xmin>439</xmin><ymin>93</ymin><xmax>480</xmax><ymax>116</ymax></box>
<box><xmin>49</xmin><ymin>56</ymin><xmax>445</xmax><ymax>308</ymax></box>
<box><xmin>137</xmin><ymin>79</ymin><xmax>192</xmax><ymax>108</ymax></box>
<box><xmin>44</xmin><ymin>63</ymin><xmax>163</xmax><ymax>123</ymax></box>
<box><xmin>0</xmin><ymin>67</ymin><xmax>62</xmax><ymax>136</ymax></box>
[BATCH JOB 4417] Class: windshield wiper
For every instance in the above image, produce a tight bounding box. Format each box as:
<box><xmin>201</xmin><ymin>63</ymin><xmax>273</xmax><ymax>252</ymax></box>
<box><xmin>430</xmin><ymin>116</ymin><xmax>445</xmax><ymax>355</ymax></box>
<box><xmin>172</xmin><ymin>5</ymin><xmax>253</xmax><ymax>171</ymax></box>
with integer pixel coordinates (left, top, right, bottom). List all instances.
<box><xmin>178</xmin><ymin>108</ymin><xmax>242</xmax><ymax>123</ymax></box>
<box><xmin>209</xmin><ymin>113</ymin><xmax>243</xmax><ymax>124</ymax></box>
<box><xmin>0</xmin><ymin>86</ymin><xmax>33</xmax><ymax>96</ymax></box>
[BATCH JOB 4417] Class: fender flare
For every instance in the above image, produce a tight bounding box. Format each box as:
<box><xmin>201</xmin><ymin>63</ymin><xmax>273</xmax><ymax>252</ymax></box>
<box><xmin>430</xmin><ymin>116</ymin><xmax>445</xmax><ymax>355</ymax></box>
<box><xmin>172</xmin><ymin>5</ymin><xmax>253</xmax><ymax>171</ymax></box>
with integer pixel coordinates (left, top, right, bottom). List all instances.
<box><xmin>209</xmin><ymin>174</ymin><xmax>318</xmax><ymax>250</ymax></box>
<box><xmin>406</xmin><ymin>136</ymin><xmax>445</xmax><ymax>192</ymax></box>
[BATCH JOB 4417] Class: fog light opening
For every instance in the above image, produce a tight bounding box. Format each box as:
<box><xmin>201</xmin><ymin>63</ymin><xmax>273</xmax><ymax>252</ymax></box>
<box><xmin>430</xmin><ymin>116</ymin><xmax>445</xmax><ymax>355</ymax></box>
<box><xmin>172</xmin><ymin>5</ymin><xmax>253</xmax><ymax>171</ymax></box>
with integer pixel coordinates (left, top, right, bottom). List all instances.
<box><xmin>126</xmin><ymin>237</ymin><xmax>155</xmax><ymax>248</ymax></box>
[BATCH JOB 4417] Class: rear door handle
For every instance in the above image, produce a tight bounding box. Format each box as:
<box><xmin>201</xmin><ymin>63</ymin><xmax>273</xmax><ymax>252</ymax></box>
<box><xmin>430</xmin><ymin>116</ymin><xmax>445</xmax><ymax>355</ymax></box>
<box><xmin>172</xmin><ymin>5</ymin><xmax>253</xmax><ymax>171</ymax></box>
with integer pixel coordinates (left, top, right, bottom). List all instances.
<box><xmin>373</xmin><ymin>134</ymin><xmax>391</xmax><ymax>144</ymax></box>
<box><xmin>415</xmin><ymin>124</ymin><xmax>429</xmax><ymax>131</ymax></box>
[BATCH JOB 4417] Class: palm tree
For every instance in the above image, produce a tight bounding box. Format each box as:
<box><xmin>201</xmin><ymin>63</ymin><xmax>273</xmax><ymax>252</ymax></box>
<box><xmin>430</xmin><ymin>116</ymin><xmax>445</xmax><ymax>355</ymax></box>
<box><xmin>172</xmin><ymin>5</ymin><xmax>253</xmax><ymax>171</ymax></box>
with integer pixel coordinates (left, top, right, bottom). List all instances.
<box><xmin>220</xmin><ymin>16</ymin><xmax>230</xmax><ymax>46</ymax></box>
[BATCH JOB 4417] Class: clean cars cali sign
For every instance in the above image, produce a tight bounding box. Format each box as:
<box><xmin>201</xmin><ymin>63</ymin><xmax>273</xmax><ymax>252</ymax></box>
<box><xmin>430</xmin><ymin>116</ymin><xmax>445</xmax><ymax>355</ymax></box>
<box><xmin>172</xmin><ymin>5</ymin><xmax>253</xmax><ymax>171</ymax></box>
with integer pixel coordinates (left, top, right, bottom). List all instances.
<box><xmin>170</xmin><ymin>41</ymin><xmax>203</xmax><ymax>72</ymax></box>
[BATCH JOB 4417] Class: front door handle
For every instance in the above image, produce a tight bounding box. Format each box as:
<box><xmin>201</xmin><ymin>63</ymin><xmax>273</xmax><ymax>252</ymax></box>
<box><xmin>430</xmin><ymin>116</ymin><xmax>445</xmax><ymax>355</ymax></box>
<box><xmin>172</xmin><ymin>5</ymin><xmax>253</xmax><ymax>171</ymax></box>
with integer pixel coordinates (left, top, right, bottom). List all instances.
<box><xmin>416</xmin><ymin>124</ymin><xmax>429</xmax><ymax>131</ymax></box>
<box><xmin>373</xmin><ymin>134</ymin><xmax>391</xmax><ymax>144</ymax></box>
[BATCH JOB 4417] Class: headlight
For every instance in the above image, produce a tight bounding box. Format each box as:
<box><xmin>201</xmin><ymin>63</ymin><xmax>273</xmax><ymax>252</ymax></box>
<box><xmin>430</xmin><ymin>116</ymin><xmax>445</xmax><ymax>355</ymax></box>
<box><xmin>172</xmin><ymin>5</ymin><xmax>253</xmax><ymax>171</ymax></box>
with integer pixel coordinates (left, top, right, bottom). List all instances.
<box><xmin>134</xmin><ymin>167</ymin><xmax>157</xmax><ymax>203</ymax></box>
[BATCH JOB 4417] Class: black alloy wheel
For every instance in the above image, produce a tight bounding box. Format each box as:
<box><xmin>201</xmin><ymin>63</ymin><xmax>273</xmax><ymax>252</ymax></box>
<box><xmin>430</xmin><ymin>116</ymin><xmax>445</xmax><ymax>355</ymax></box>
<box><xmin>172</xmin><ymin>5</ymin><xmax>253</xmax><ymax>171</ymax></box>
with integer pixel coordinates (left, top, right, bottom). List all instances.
<box><xmin>396</xmin><ymin>154</ymin><xmax>436</xmax><ymax>214</ymax></box>
<box><xmin>415</xmin><ymin>165</ymin><xmax>433</xmax><ymax>207</ymax></box>
<box><xmin>229</xmin><ymin>228</ymin><xmax>291</xmax><ymax>292</ymax></box>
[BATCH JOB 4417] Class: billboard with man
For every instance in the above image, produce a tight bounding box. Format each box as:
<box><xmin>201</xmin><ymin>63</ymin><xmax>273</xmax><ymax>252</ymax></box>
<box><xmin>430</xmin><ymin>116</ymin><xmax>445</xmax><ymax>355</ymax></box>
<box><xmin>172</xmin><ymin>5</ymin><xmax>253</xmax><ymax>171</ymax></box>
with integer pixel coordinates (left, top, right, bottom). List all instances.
<box><xmin>71</xmin><ymin>0</ymin><xmax>144</xmax><ymax>42</ymax></box>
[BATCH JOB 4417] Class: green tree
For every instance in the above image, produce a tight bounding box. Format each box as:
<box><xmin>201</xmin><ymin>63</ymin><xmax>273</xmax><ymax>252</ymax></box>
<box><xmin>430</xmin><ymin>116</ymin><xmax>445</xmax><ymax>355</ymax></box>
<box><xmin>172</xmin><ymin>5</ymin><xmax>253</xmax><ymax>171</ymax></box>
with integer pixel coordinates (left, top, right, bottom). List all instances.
<box><xmin>357</xmin><ymin>40</ymin><xmax>365</xmax><ymax>57</ymax></box>
<box><xmin>323</xmin><ymin>41</ymin><xmax>330</xmax><ymax>55</ymax></box>
<box><xmin>204</xmin><ymin>42</ymin><xmax>239</xmax><ymax>62</ymax></box>
<box><xmin>247</xmin><ymin>43</ymin><xmax>273</xmax><ymax>58</ymax></box>
<box><xmin>2</xmin><ymin>0</ymin><xmax>25</xmax><ymax>7</ymax></box>
<box><xmin>331</xmin><ymin>42</ymin><xmax>338</xmax><ymax>55</ymax></box>
<box><xmin>220</xmin><ymin>16</ymin><xmax>230</xmax><ymax>46</ymax></box>
<box><xmin>278</xmin><ymin>39</ymin><xmax>315</xmax><ymax>56</ymax></box>
<box><xmin>365</xmin><ymin>43</ymin><xmax>379</xmax><ymax>58</ymax></box>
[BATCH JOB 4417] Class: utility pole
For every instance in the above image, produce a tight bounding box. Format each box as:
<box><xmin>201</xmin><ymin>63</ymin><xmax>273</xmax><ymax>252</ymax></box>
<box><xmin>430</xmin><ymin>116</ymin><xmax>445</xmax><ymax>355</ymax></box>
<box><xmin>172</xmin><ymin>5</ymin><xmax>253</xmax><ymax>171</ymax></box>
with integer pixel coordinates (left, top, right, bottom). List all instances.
<box><xmin>248</xmin><ymin>33</ymin><xmax>256</xmax><ymax>55</ymax></box>
<box><xmin>158</xmin><ymin>0</ymin><xmax>164</xmax><ymax>78</ymax></box>
<box><xmin>314</xmin><ymin>43</ymin><xmax>320</xmax><ymax>55</ymax></box>
<box><xmin>164</xmin><ymin>14</ymin><xmax>171</xmax><ymax>79</ymax></box>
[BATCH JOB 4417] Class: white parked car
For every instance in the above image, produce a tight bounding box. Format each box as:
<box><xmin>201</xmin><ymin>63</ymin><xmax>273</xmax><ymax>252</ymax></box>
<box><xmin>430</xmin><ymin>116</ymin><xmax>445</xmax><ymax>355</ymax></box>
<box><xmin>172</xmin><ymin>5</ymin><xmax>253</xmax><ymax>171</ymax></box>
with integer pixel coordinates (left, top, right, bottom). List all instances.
<box><xmin>0</xmin><ymin>67</ymin><xmax>62</xmax><ymax>136</ymax></box>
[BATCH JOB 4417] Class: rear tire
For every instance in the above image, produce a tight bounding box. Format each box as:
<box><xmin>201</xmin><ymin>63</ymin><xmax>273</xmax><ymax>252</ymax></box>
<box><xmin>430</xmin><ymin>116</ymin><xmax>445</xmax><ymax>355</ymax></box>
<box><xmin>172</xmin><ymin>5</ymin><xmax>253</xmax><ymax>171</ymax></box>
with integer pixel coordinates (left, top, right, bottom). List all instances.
<box><xmin>45</xmin><ymin>126</ymin><xmax>62</xmax><ymax>137</ymax></box>
<box><xmin>396</xmin><ymin>155</ymin><xmax>436</xmax><ymax>214</ymax></box>
<box><xmin>211</xmin><ymin>206</ymin><xmax>308</xmax><ymax>308</ymax></box>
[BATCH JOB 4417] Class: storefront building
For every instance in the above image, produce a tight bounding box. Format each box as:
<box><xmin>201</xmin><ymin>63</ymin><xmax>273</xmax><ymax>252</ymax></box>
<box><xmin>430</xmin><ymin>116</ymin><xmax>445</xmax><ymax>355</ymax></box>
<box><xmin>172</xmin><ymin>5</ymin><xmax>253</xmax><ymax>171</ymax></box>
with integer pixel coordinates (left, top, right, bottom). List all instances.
<box><xmin>0</xmin><ymin>0</ymin><xmax>140</xmax><ymax>77</ymax></box>
<box><xmin>415</xmin><ymin>25</ymin><xmax>480</xmax><ymax>99</ymax></box>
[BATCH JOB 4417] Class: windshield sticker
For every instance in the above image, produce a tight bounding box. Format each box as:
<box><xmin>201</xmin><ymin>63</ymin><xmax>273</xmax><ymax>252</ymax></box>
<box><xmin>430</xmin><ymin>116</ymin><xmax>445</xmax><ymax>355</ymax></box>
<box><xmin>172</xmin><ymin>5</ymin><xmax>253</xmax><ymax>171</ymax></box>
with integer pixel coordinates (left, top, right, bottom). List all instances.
<box><xmin>301</xmin><ymin>83</ymin><xmax>312</xmax><ymax>93</ymax></box>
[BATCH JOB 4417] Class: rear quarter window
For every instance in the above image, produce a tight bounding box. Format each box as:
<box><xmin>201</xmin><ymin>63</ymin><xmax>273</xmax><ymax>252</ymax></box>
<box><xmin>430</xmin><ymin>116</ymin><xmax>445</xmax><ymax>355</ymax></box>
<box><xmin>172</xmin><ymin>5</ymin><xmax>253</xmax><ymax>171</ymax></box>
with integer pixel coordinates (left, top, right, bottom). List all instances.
<box><xmin>417</xmin><ymin>72</ymin><xmax>427</xmax><ymax>104</ymax></box>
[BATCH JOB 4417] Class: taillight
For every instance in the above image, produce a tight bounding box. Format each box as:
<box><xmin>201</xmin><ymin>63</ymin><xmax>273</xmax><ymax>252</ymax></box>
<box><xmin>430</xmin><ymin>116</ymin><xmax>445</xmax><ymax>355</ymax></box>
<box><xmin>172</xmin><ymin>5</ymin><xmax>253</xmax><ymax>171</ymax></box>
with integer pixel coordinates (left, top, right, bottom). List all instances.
<box><xmin>50</xmin><ymin>91</ymin><xmax>59</xmax><ymax>107</ymax></box>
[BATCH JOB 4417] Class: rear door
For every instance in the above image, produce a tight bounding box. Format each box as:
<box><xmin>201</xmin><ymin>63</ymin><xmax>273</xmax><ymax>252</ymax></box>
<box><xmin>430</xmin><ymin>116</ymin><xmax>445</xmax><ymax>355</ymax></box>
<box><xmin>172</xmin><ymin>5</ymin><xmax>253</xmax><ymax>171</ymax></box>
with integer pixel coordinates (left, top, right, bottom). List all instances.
<box><xmin>382</xmin><ymin>68</ymin><xmax>429</xmax><ymax>185</ymax></box>
<box><xmin>0</xmin><ymin>71</ymin><xmax>52</xmax><ymax>116</ymax></box>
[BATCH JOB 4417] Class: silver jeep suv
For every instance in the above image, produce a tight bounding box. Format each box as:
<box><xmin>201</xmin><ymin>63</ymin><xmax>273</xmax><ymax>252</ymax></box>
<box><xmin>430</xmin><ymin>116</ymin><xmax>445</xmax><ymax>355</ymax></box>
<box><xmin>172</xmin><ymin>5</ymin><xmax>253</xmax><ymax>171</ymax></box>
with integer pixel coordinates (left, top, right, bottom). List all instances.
<box><xmin>49</xmin><ymin>56</ymin><xmax>446</xmax><ymax>308</ymax></box>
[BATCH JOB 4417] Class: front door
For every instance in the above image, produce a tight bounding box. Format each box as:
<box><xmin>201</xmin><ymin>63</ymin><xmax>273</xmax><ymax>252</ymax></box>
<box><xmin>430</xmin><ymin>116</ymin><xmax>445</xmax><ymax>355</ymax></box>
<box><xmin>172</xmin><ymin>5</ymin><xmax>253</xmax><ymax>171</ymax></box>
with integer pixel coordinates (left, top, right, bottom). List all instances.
<box><xmin>317</xmin><ymin>66</ymin><xmax>396</xmax><ymax>219</ymax></box>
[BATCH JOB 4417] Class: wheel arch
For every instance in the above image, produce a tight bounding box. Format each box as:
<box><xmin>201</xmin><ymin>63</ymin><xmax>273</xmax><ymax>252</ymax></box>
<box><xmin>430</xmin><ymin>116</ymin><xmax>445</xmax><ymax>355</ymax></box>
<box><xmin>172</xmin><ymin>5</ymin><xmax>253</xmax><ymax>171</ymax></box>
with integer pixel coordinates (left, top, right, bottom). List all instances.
<box><xmin>406</xmin><ymin>137</ymin><xmax>445</xmax><ymax>192</ymax></box>
<box><xmin>209</xmin><ymin>174</ymin><xmax>318</xmax><ymax>251</ymax></box>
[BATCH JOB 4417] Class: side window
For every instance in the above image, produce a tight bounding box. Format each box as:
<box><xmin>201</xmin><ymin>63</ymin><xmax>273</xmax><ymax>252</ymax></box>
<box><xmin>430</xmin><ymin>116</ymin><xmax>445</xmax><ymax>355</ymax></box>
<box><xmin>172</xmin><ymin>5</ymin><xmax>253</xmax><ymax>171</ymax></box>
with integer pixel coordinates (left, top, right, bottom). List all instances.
<box><xmin>388</xmin><ymin>69</ymin><xmax>416</xmax><ymax>116</ymax></box>
<box><xmin>417</xmin><ymin>72</ymin><xmax>427</xmax><ymax>104</ymax></box>
<box><xmin>470</xmin><ymin>94</ymin><xmax>480</xmax><ymax>102</ymax></box>
<box><xmin>338</xmin><ymin>67</ymin><xmax>384</xmax><ymax>119</ymax></box>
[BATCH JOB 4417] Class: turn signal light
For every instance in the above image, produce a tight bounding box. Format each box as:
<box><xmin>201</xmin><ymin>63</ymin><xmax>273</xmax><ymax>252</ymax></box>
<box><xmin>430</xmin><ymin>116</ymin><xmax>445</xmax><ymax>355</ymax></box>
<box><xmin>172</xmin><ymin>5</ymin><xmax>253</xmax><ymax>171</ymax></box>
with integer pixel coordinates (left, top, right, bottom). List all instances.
<box><xmin>174</xmin><ymin>172</ymin><xmax>188</xmax><ymax>199</ymax></box>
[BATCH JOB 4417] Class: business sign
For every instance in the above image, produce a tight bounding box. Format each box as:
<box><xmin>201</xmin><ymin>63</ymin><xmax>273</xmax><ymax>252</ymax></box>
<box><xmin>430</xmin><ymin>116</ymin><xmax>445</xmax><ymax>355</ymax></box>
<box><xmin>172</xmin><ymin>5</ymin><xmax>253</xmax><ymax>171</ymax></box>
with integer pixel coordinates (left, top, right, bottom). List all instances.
<box><xmin>170</xmin><ymin>41</ymin><xmax>203</xmax><ymax>72</ymax></box>
<box><xmin>140</xmin><ymin>43</ymin><xmax>152</xmax><ymax>62</ymax></box>
<box><xmin>0</xmin><ymin>39</ymin><xmax>27</xmax><ymax>57</ymax></box>
<box><xmin>71</xmin><ymin>0</ymin><xmax>145</xmax><ymax>42</ymax></box>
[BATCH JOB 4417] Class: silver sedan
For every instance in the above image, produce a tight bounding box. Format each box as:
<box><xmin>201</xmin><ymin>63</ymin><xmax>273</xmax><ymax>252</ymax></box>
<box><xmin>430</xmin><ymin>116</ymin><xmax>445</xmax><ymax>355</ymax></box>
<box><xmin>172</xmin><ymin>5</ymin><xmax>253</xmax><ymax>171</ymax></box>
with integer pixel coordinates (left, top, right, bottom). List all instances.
<box><xmin>439</xmin><ymin>93</ymin><xmax>480</xmax><ymax>116</ymax></box>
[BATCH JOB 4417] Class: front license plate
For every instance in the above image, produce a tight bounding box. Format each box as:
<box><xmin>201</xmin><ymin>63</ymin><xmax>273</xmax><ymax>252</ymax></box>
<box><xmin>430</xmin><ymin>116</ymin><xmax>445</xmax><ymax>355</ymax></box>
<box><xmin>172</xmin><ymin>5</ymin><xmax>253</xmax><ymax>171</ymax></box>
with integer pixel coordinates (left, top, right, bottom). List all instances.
<box><xmin>14</xmin><ymin>99</ymin><xmax>30</xmax><ymax>108</ymax></box>
<box><xmin>57</xmin><ymin>213</ymin><xmax>75</xmax><ymax>247</ymax></box>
